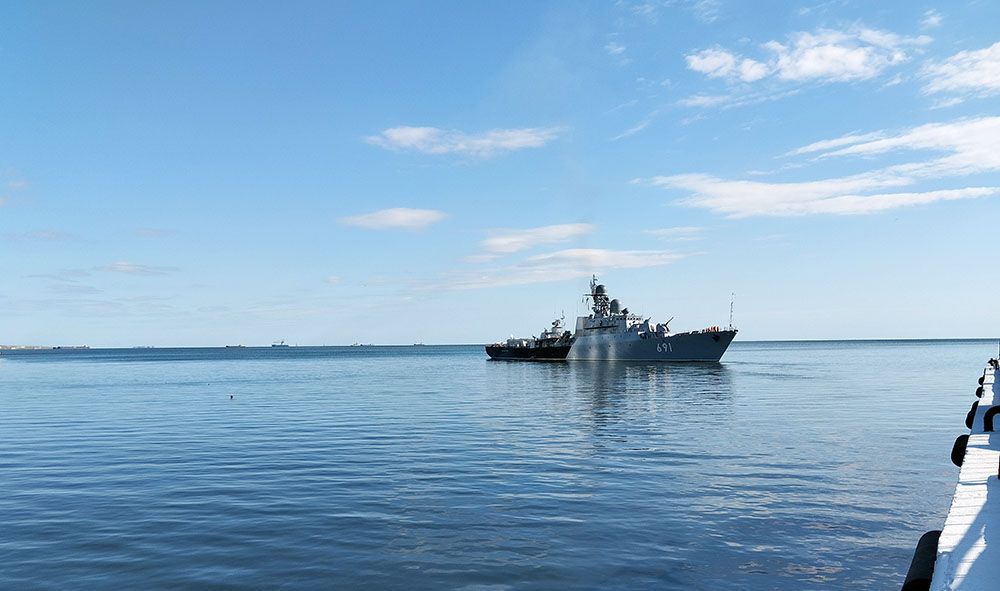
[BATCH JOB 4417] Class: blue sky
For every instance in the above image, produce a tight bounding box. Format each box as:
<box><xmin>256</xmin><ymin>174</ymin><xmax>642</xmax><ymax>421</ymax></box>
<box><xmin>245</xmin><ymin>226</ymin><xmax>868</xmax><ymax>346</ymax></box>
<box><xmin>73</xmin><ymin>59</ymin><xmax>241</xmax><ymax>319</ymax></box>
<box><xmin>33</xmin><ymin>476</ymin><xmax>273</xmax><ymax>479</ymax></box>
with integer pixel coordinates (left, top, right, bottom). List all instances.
<box><xmin>2</xmin><ymin>1</ymin><xmax>999</xmax><ymax>346</ymax></box>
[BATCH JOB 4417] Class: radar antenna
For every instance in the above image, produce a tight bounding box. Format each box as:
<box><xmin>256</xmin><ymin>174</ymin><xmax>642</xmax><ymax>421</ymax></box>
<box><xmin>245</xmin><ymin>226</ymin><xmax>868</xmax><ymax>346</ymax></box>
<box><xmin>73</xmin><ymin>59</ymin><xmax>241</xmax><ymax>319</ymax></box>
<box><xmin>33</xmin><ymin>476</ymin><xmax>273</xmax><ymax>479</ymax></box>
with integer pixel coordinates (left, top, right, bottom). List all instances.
<box><xmin>584</xmin><ymin>275</ymin><xmax>611</xmax><ymax>316</ymax></box>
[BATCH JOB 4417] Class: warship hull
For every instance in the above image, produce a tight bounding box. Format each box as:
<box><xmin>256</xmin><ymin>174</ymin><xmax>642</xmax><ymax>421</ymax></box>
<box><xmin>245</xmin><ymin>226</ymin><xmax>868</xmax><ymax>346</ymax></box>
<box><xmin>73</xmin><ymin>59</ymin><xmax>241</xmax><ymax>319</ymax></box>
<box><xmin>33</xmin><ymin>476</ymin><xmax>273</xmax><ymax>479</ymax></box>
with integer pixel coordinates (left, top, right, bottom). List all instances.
<box><xmin>485</xmin><ymin>344</ymin><xmax>572</xmax><ymax>361</ymax></box>
<box><xmin>566</xmin><ymin>329</ymin><xmax>736</xmax><ymax>362</ymax></box>
<box><xmin>485</xmin><ymin>277</ymin><xmax>738</xmax><ymax>362</ymax></box>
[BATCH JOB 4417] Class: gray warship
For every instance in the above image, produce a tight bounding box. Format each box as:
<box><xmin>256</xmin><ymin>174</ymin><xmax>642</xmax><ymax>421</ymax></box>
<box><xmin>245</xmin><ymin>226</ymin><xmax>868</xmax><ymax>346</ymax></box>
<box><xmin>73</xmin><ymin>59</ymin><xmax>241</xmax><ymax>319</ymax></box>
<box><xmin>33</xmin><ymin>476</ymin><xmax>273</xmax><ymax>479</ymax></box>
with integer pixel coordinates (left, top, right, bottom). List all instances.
<box><xmin>486</xmin><ymin>276</ymin><xmax>736</xmax><ymax>361</ymax></box>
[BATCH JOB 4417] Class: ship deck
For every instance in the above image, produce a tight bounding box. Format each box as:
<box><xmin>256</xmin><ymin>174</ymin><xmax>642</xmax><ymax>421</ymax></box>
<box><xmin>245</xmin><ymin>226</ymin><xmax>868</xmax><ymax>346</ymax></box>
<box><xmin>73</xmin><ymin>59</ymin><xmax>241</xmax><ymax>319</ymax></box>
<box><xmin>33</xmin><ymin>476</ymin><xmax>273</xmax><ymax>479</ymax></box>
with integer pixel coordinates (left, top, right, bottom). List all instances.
<box><xmin>930</xmin><ymin>364</ymin><xmax>1000</xmax><ymax>590</ymax></box>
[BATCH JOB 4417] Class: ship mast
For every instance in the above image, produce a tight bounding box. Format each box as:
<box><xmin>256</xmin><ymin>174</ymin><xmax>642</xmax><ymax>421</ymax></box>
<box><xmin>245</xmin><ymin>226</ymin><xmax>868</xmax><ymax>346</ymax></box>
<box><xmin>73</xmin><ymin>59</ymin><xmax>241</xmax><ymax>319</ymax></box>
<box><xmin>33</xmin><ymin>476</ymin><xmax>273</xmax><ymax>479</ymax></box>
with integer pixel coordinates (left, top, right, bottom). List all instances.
<box><xmin>586</xmin><ymin>275</ymin><xmax>611</xmax><ymax>316</ymax></box>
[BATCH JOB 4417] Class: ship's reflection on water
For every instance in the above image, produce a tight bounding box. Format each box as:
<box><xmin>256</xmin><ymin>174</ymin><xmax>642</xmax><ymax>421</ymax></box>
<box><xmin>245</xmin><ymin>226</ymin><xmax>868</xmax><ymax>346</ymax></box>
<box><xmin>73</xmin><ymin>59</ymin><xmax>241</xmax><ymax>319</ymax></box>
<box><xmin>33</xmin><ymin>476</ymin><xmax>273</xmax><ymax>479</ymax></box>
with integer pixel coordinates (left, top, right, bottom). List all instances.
<box><xmin>509</xmin><ymin>360</ymin><xmax>735</xmax><ymax>440</ymax></box>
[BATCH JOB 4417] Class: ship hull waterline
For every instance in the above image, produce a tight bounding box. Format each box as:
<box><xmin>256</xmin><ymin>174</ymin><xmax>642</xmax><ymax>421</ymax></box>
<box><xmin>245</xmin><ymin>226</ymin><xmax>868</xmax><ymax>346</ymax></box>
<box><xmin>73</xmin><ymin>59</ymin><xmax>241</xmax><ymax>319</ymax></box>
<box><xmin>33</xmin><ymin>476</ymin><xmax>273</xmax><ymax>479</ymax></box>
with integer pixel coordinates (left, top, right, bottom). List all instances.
<box><xmin>486</xmin><ymin>330</ymin><xmax>737</xmax><ymax>362</ymax></box>
<box><xmin>485</xmin><ymin>344</ymin><xmax>573</xmax><ymax>361</ymax></box>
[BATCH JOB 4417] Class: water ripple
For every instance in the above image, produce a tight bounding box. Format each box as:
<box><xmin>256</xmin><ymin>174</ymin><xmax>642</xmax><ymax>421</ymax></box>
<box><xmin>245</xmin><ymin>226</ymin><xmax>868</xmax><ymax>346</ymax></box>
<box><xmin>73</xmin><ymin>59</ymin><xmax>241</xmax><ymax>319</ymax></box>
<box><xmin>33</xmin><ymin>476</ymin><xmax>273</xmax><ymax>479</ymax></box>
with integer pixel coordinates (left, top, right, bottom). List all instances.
<box><xmin>1</xmin><ymin>341</ymin><xmax>994</xmax><ymax>589</ymax></box>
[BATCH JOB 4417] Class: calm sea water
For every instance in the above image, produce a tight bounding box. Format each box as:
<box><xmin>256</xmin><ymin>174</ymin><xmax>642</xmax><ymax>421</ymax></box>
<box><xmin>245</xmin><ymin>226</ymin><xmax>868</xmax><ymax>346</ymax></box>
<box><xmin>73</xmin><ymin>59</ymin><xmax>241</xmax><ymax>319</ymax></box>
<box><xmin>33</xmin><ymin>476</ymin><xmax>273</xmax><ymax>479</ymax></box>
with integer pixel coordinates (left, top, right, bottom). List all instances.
<box><xmin>1</xmin><ymin>340</ymin><xmax>996</xmax><ymax>590</ymax></box>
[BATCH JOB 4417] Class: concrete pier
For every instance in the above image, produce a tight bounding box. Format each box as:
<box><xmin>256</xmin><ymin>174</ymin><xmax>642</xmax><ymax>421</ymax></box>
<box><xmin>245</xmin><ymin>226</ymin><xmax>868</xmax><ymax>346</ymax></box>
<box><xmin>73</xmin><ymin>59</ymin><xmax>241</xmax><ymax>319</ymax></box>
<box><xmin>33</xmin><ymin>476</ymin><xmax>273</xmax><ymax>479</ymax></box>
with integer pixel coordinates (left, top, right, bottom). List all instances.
<box><xmin>930</xmin><ymin>364</ymin><xmax>1000</xmax><ymax>590</ymax></box>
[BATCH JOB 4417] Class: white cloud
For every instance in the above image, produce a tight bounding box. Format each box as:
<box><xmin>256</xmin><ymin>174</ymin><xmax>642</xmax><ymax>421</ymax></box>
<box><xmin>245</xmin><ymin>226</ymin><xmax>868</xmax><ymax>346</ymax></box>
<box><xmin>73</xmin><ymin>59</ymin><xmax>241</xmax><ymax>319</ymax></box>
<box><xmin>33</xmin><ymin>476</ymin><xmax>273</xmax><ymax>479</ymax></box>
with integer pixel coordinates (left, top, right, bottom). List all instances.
<box><xmin>480</xmin><ymin>223</ymin><xmax>594</xmax><ymax>255</ymax></box>
<box><xmin>0</xmin><ymin>173</ymin><xmax>28</xmax><ymax>206</ymax></box>
<box><xmin>684</xmin><ymin>26</ymin><xmax>931</xmax><ymax>90</ymax></box>
<box><xmin>613</xmin><ymin>110</ymin><xmax>659</xmax><ymax>140</ymax></box>
<box><xmin>691</xmin><ymin>0</ymin><xmax>721</xmax><ymax>23</ymax></box>
<box><xmin>3</xmin><ymin>230</ymin><xmax>77</xmax><ymax>242</ymax></box>
<box><xmin>930</xmin><ymin>96</ymin><xmax>964</xmax><ymax>109</ymax></box>
<box><xmin>921</xmin><ymin>41</ymin><xmax>1000</xmax><ymax>102</ymax></box>
<box><xmin>366</xmin><ymin>126</ymin><xmax>563</xmax><ymax>157</ymax></box>
<box><xmin>816</xmin><ymin>116</ymin><xmax>1000</xmax><ymax>177</ymax></box>
<box><xmin>766</xmin><ymin>28</ymin><xmax>930</xmax><ymax>82</ymax></box>
<box><xmin>641</xmin><ymin>116</ymin><xmax>1000</xmax><ymax>217</ymax></box>
<box><xmin>608</xmin><ymin>99</ymin><xmax>639</xmax><ymax>113</ymax></box>
<box><xmin>135</xmin><ymin>228</ymin><xmax>176</xmax><ymax>239</ymax></box>
<box><xmin>677</xmin><ymin>88</ymin><xmax>802</xmax><ymax>110</ymax></box>
<box><xmin>529</xmin><ymin>248</ymin><xmax>681</xmax><ymax>268</ymax></box>
<box><xmin>46</xmin><ymin>282</ymin><xmax>104</xmax><ymax>296</ymax></box>
<box><xmin>686</xmin><ymin>48</ymin><xmax>739</xmax><ymax>78</ymax></box>
<box><xmin>739</xmin><ymin>58</ymin><xmax>770</xmax><ymax>82</ymax></box>
<box><xmin>648</xmin><ymin>174</ymin><xmax>995</xmax><ymax>217</ymax></box>
<box><xmin>605</xmin><ymin>41</ymin><xmax>626</xmax><ymax>56</ymax></box>
<box><xmin>784</xmin><ymin>131</ymin><xmax>886</xmax><ymax>156</ymax></box>
<box><xmin>677</xmin><ymin>94</ymin><xmax>732</xmax><ymax>108</ymax></box>
<box><xmin>685</xmin><ymin>50</ymin><xmax>770</xmax><ymax>82</ymax></box>
<box><xmin>645</xmin><ymin>226</ymin><xmax>705</xmax><ymax>241</ymax></box>
<box><xmin>882</xmin><ymin>73</ymin><xmax>905</xmax><ymax>87</ymax></box>
<box><xmin>626</xmin><ymin>0</ymin><xmax>718</xmax><ymax>24</ymax></box>
<box><xmin>339</xmin><ymin>207</ymin><xmax>447</xmax><ymax>230</ymax></box>
<box><xmin>921</xmin><ymin>9</ymin><xmax>942</xmax><ymax>30</ymax></box>
<box><xmin>326</xmin><ymin>275</ymin><xmax>341</xmax><ymax>285</ymax></box>
<box><xmin>98</xmin><ymin>262</ymin><xmax>177</xmax><ymax>275</ymax></box>
<box><xmin>631</xmin><ymin>3</ymin><xmax>657</xmax><ymax>21</ymax></box>
<box><xmin>442</xmin><ymin>248</ymin><xmax>684</xmax><ymax>289</ymax></box>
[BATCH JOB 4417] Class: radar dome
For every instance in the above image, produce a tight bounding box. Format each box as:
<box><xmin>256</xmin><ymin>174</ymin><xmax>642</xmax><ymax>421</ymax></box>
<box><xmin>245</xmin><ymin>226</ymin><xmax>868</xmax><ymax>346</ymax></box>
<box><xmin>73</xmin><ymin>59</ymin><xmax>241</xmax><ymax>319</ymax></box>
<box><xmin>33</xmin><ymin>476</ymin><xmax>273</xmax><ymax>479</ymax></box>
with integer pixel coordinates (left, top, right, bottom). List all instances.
<box><xmin>610</xmin><ymin>299</ymin><xmax>621</xmax><ymax>314</ymax></box>
<box><xmin>595</xmin><ymin>284</ymin><xmax>607</xmax><ymax>295</ymax></box>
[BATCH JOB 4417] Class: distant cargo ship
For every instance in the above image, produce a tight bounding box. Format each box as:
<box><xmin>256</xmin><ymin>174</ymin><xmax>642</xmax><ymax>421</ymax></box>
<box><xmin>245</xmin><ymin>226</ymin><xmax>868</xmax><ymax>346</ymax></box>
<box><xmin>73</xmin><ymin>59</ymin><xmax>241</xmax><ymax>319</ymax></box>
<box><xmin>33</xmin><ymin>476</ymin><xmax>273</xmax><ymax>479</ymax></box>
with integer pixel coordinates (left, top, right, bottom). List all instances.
<box><xmin>271</xmin><ymin>340</ymin><xmax>290</xmax><ymax>348</ymax></box>
<box><xmin>486</xmin><ymin>276</ymin><xmax>736</xmax><ymax>362</ymax></box>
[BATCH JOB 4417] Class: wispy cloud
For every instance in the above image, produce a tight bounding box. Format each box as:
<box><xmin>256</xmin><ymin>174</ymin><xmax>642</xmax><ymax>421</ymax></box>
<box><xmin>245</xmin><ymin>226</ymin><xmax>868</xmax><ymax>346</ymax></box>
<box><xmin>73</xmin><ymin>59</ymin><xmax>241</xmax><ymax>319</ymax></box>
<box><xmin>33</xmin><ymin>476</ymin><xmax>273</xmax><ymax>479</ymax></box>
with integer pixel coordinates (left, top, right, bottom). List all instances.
<box><xmin>645</xmin><ymin>226</ymin><xmax>705</xmax><ymax>241</ymax></box>
<box><xmin>325</xmin><ymin>275</ymin><xmax>342</xmax><ymax>285</ymax></box>
<box><xmin>921</xmin><ymin>41</ymin><xmax>1000</xmax><ymax>104</ymax></box>
<box><xmin>442</xmin><ymin>248</ymin><xmax>685</xmax><ymax>290</ymax></box>
<box><xmin>767</xmin><ymin>28</ymin><xmax>931</xmax><ymax>81</ymax></box>
<box><xmin>677</xmin><ymin>88</ymin><xmax>802</xmax><ymax>110</ymax></box>
<box><xmin>478</xmin><ymin>223</ymin><xmax>594</xmax><ymax>257</ymax></box>
<box><xmin>605</xmin><ymin>41</ymin><xmax>626</xmax><ymax>56</ymax></box>
<box><xmin>98</xmin><ymin>262</ymin><xmax>178</xmax><ymax>275</ymax></box>
<box><xmin>686</xmin><ymin>48</ymin><xmax>770</xmax><ymax>82</ymax></box>
<box><xmin>613</xmin><ymin>110</ymin><xmax>660</xmax><ymax>140</ymax></box>
<box><xmin>135</xmin><ymin>228</ymin><xmax>177</xmax><ymax>239</ymax></box>
<box><xmin>366</xmin><ymin>126</ymin><xmax>563</xmax><ymax>157</ymax></box>
<box><xmin>921</xmin><ymin>9</ymin><xmax>943</xmax><ymax>30</ymax></box>
<box><xmin>339</xmin><ymin>207</ymin><xmax>447</xmax><ymax>230</ymax></box>
<box><xmin>783</xmin><ymin>131</ymin><xmax>886</xmax><ymax>156</ymax></box>
<box><xmin>26</xmin><ymin>269</ymin><xmax>92</xmax><ymax>282</ymax></box>
<box><xmin>684</xmin><ymin>26</ymin><xmax>931</xmax><ymax>93</ymax></box>
<box><xmin>3</xmin><ymin>230</ymin><xmax>78</xmax><ymax>242</ymax></box>
<box><xmin>46</xmin><ymin>282</ymin><xmax>104</xmax><ymax>295</ymax></box>
<box><xmin>812</xmin><ymin>116</ymin><xmax>1000</xmax><ymax>176</ymax></box>
<box><xmin>640</xmin><ymin>116</ymin><xmax>1000</xmax><ymax>217</ymax></box>
<box><xmin>678</xmin><ymin>94</ymin><xmax>732</xmax><ymax>108</ymax></box>
<box><xmin>647</xmin><ymin>174</ymin><xmax>994</xmax><ymax>217</ymax></box>
<box><xmin>625</xmin><ymin>0</ymin><xmax>719</xmax><ymax>24</ymax></box>
<box><xmin>0</xmin><ymin>172</ymin><xmax>29</xmax><ymax>206</ymax></box>
<box><xmin>690</xmin><ymin>0</ymin><xmax>721</xmax><ymax>23</ymax></box>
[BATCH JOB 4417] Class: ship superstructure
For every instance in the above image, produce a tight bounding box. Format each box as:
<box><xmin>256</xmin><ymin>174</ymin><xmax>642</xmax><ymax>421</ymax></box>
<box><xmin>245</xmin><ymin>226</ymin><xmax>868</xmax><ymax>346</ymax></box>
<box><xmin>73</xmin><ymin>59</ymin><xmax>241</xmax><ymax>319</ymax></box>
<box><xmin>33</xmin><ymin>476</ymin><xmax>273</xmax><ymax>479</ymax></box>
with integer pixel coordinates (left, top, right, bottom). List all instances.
<box><xmin>485</xmin><ymin>317</ymin><xmax>574</xmax><ymax>361</ymax></box>
<box><xmin>486</xmin><ymin>276</ymin><xmax>736</xmax><ymax>361</ymax></box>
